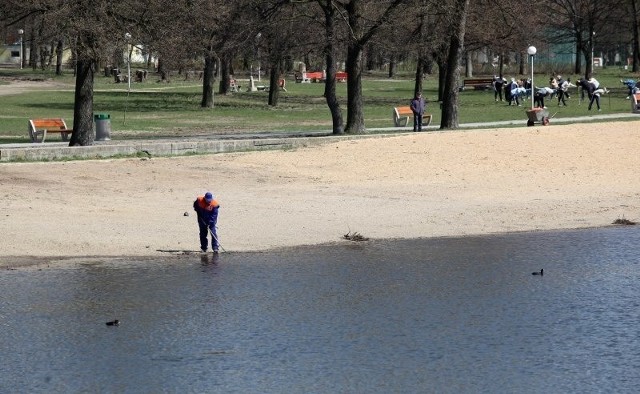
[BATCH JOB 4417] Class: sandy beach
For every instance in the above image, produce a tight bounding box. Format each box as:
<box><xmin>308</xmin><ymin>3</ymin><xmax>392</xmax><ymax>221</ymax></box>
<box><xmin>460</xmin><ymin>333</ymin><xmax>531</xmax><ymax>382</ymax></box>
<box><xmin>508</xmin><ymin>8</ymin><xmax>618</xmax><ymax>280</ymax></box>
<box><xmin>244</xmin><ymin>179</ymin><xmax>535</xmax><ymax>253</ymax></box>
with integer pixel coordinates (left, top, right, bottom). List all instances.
<box><xmin>1</xmin><ymin>121</ymin><xmax>639</xmax><ymax>266</ymax></box>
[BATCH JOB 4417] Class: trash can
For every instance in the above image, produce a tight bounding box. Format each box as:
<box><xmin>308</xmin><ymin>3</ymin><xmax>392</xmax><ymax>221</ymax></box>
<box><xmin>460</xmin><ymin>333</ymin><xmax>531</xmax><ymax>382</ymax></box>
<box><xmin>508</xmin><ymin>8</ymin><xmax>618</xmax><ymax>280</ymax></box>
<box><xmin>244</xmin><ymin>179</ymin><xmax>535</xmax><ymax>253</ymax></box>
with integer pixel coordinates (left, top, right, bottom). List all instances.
<box><xmin>94</xmin><ymin>113</ymin><xmax>111</xmax><ymax>141</ymax></box>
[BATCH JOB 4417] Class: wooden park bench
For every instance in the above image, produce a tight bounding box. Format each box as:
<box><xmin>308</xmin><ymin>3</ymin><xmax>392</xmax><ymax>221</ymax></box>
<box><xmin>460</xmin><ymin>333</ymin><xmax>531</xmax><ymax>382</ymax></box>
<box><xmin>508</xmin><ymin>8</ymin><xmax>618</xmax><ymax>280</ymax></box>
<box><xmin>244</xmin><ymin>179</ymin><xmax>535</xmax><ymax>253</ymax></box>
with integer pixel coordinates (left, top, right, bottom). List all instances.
<box><xmin>393</xmin><ymin>106</ymin><xmax>433</xmax><ymax>127</ymax></box>
<box><xmin>335</xmin><ymin>71</ymin><xmax>348</xmax><ymax>82</ymax></box>
<box><xmin>295</xmin><ymin>71</ymin><xmax>325</xmax><ymax>83</ymax></box>
<box><xmin>295</xmin><ymin>71</ymin><xmax>345</xmax><ymax>83</ymax></box>
<box><xmin>28</xmin><ymin>118</ymin><xmax>73</xmax><ymax>143</ymax></box>
<box><xmin>462</xmin><ymin>77</ymin><xmax>494</xmax><ymax>91</ymax></box>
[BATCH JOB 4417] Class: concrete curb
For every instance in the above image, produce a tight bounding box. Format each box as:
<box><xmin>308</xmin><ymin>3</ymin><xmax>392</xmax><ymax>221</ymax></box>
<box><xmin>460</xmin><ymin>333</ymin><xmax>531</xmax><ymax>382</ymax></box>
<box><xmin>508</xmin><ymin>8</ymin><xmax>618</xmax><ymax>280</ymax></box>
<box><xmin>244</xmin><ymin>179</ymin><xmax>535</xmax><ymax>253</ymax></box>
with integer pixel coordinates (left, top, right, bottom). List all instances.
<box><xmin>1</xmin><ymin>113</ymin><xmax>638</xmax><ymax>162</ymax></box>
<box><xmin>0</xmin><ymin>133</ymin><xmax>392</xmax><ymax>162</ymax></box>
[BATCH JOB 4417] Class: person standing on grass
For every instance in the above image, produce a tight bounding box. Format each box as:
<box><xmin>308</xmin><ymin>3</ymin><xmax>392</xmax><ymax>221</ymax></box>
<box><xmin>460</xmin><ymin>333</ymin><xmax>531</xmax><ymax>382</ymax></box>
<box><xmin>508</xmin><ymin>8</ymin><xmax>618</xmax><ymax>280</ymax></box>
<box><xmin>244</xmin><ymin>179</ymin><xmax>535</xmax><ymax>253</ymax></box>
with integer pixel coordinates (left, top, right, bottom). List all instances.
<box><xmin>507</xmin><ymin>78</ymin><xmax>521</xmax><ymax>106</ymax></box>
<box><xmin>410</xmin><ymin>91</ymin><xmax>426</xmax><ymax>132</ymax></box>
<box><xmin>556</xmin><ymin>75</ymin><xmax>568</xmax><ymax>105</ymax></box>
<box><xmin>577</xmin><ymin>78</ymin><xmax>602</xmax><ymax>111</ymax></box>
<box><xmin>493</xmin><ymin>75</ymin><xmax>505</xmax><ymax>101</ymax></box>
<box><xmin>193</xmin><ymin>192</ymin><xmax>220</xmax><ymax>252</ymax></box>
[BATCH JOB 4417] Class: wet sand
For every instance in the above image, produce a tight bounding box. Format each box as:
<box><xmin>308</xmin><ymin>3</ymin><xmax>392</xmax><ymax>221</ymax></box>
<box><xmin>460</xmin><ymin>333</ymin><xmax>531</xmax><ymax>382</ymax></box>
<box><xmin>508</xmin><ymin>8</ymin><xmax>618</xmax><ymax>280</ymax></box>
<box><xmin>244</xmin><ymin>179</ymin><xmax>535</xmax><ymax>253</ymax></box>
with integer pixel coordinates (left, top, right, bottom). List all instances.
<box><xmin>1</xmin><ymin>121</ymin><xmax>639</xmax><ymax>266</ymax></box>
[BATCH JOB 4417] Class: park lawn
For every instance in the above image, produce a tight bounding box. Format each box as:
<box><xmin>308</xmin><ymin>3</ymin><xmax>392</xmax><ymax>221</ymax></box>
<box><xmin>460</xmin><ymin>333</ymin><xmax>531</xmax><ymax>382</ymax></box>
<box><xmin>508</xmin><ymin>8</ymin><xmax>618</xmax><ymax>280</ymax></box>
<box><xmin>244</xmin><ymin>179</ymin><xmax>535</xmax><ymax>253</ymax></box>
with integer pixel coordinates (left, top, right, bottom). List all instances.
<box><xmin>0</xmin><ymin>67</ymin><xmax>637</xmax><ymax>142</ymax></box>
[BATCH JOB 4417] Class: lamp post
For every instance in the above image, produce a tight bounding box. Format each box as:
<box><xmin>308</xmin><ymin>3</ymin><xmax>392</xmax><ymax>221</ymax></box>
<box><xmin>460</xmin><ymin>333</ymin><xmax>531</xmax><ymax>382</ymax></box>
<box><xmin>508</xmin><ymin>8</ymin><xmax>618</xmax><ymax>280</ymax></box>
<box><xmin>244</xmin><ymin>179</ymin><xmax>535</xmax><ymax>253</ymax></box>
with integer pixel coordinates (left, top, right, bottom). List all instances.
<box><xmin>124</xmin><ymin>33</ymin><xmax>132</xmax><ymax>92</ymax></box>
<box><xmin>255</xmin><ymin>32</ymin><xmax>262</xmax><ymax>82</ymax></box>
<box><xmin>18</xmin><ymin>29</ymin><xmax>24</xmax><ymax>69</ymax></box>
<box><xmin>124</xmin><ymin>32</ymin><xmax>132</xmax><ymax>124</ymax></box>
<box><xmin>591</xmin><ymin>31</ymin><xmax>595</xmax><ymax>71</ymax></box>
<box><xmin>527</xmin><ymin>46</ymin><xmax>537</xmax><ymax>110</ymax></box>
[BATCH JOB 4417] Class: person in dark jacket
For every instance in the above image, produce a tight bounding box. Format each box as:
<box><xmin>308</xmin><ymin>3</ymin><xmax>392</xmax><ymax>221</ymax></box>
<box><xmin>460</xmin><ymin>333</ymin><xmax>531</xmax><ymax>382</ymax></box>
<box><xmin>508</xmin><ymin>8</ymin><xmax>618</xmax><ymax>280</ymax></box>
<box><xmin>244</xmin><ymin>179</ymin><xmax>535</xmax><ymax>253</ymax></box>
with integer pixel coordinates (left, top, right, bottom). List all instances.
<box><xmin>410</xmin><ymin>91</ymin><xmax>426</xmax><ymax>132</ymax></box>
<box><xmin>493</xmin><ymin>75</ymin><xmax>505</xmax><ymax>101</ymax></box>
<box><xmin>193</xmin><ymin>192</ymin><xmax>220</xmax><ymax>252</ymax></box>
<box><xmin>556</xmin><ymin>75</ymin><xmax>568</xmax><ymax>105</ymax></box>
<box><xmin>577</xmin><ymin>78</ymin><xmax>601</xmax><ymax>111</ymax></box>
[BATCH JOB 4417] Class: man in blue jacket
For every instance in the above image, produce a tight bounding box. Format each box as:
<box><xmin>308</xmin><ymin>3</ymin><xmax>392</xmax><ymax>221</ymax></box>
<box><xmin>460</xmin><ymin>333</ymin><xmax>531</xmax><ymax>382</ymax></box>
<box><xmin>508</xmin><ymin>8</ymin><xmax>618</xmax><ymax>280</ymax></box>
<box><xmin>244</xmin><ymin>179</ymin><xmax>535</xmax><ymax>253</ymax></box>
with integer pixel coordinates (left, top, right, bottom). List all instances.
<box><xmin>410</xmin><ymin>91</ymin><xmax>426</xmax><ymax>132</ymax></box>
<box><xmin>193</xmin><ymin>192</ymin><xmax>220</xmax><ymax>252</ymax></box>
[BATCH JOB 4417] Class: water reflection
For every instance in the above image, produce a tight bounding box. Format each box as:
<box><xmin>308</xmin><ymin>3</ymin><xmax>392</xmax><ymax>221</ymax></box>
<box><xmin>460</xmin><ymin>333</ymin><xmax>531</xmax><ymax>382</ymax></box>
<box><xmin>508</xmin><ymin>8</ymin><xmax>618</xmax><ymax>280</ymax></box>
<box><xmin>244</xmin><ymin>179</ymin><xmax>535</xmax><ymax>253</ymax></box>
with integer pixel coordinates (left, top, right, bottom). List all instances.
<box><xmin>1</xmin><ymin>226</ymin><xmax>639</xmax><ymax>393</ymax></box>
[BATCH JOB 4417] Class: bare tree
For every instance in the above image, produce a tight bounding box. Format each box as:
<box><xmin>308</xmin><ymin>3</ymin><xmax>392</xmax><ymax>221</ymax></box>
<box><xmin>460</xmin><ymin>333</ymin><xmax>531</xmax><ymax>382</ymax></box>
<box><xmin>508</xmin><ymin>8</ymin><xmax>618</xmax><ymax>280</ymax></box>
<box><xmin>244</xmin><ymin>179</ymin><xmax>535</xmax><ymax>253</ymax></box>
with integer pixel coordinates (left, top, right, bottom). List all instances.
<box><xmin>628</xmin><ymin>0</ymin><xmax>640</xmax><ymax>71</ymax></box>
<box><xmin>440</xmin><ymin>0</ymin><xmax>470</xmax><ymax>129</ymax></box>
<box><xmin>544</xmin><ymin>0</ymin><xmax>616</xmax><ymax>78</ymax></box>
<box><xmin>313</xmin><ymin>0</ymin><xmax>347</xmax><ymax>134</ymax></box>
<box><xmin>463</xmin><ymin>0</ymin><xmax>541</xmax><ymax>78</ymax></box>
<box><xmin>340</xmin><ymin>0</ymin><xmax>406</xmax><ymax>134</ymax></box>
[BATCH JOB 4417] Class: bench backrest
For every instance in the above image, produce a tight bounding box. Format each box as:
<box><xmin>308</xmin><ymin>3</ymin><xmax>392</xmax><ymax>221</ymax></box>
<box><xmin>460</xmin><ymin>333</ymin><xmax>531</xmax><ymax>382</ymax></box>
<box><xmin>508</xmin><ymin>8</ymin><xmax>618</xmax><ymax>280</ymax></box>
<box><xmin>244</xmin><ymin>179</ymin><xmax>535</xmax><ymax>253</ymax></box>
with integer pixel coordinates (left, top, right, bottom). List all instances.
<box><xmin>304</xmin><ymin>71</ymin><xmax>325</xmax><ymax>81</ymax></box>
<box><xmin>30</xmin><ymin>118</ymin><xmax>69</xmax><ymax>130</ymax></box>
<box><xmin>464</xmin><ymin>78</ymin><xmax>493</xmax><ymax>85</ymax></box>
<box><xmin>395</xmin><ymin>106</ymin><xmax>413</xmax><ymax>117</ymax></box>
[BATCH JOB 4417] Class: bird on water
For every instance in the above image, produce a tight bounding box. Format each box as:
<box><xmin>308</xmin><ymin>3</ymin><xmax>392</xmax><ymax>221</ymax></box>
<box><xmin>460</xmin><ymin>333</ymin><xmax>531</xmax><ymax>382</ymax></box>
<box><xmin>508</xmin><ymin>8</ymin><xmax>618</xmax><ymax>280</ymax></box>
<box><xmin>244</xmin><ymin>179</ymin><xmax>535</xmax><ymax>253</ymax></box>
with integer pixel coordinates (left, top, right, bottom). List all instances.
<box><xmin>106</xmin><ymin>319</ymin><xmax>120</xmax><ymax>326</ymax></box>
<box><xmin>532</xmin><ymin>269</ymin><xmax>543</xmax><ymax>276</ymax></box>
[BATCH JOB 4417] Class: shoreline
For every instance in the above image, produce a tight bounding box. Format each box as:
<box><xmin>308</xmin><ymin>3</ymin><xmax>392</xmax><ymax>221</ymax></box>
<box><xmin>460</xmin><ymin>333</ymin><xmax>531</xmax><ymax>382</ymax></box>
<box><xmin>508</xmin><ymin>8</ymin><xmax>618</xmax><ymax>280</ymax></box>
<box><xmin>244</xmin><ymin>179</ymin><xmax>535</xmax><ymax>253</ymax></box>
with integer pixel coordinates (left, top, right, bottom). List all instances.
<box><xmin>1</xmin><ymin>224</ymin><xmax>631</xmax><ymax>269</ymax></box>
<box><xmin>1</xmin><ymin>121</ymin><xmax>639</xmax><ymax>268</ymax></box>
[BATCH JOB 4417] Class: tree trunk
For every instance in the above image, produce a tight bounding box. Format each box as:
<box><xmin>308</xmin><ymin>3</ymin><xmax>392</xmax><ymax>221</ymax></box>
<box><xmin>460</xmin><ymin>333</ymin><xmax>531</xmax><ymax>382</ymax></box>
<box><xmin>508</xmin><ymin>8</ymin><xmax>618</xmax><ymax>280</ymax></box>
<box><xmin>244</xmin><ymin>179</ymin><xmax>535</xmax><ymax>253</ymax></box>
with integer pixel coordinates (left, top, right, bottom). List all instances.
<box><xmin>30</xmin><ymin>26</ymin><xmax>37</xmax><ymax>71</ymax></box>
<box><xmin>345</xmin><ymin>43</ymin><xmax>365</xmax><ymax>134</ymax></box>
<box><xmin>69</xmin><ymin>58</ymin><xmax>95</xmax><ymax>146</ymax></box>
<box><xmin>574</xmin><ymin>33</ymin><xmax>582</xmax><ymax>75</ymax></box>
<box><xmin>268</xmin><ymin>59</ymin><xmax>281</xmax><ymax>106</ymax></box>
<box><xmin>219</xmin><ymin>56</ymin><xmax>232</xmax><ymax>94</ymax></box>
<box><xmin>323</xmin><ymin>0</ymin><xmax>344</xmax><ymax>134</ymax></box>
<box><xmin>633</xmin><ymin>0</ymin><xmax>640</xmax><ymax>72</ymax></box>
<box><xmin>47</xmin><ymin>41</ymin><xmax>55</xmax><ymax>69</ymax></box>
<box><xmin>201</xmin><ymin>50</ymin><xmax>215</xmax><ymax>108</ymax></box>
<box><xmin>424</xmin><ymin>54</ymin><xmax>433</xmax><ymax>74</ymax></box>
<box><xmin>344</xmin><ymin>0</ymin><xmax>366</xmax><ymax>134</ymax></box>
<box><xmin>585</xmin><ymin>30</ymin><xmax>594</xmax><ymax>78</ymax></box>
<box><xmin>440</xmin><ymin>0</ymin><xmax>470</xmax><ymax>130</ymax></box>
<box><xmin>158</xmin><ymin>58</ymin><xmax>169</xmax><ymax>81</ymax></box>
<box><xmin>342</xmin><ymin>0</ymin><xmax>403</xmax><ymax>134</ymax></box>
<box><xmin>437</xmin><ymin>61</ymin><xmax>445</xmax><ymax>102</ymax></box>
<box><xmin>414</xmin><ymin>56</ymin><xmax>424</xmax><ymax>96</ymax></box>
<box><xmin>465</xmin><ymin>51</ymin><xmax>472</xmax><ymax>77</ymax></box>
<box><xmin>147</xmin><ymin>51</ymin><xmax>153</xmax><ymax>70</ymax></box>
<box><xmin>56</xmin><ymin>39</ymin><xmax>63</xmax><ymax>75</ymax></box>
<box><xmin>388</xmin><ymin>54</ymin><xmax>396</xmax><ymax>78</ymax></box>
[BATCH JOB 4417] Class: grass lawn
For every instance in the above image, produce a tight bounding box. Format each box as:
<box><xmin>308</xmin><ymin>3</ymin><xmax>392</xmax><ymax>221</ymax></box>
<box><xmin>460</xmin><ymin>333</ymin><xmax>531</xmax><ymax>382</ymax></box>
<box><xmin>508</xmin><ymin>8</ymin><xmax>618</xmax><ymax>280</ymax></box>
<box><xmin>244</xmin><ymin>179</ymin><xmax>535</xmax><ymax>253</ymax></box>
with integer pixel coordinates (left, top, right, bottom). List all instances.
<box><xmin>0</xmin><ymin>66</ymin><xmax>638</xmax><ymax>143</ymax></box>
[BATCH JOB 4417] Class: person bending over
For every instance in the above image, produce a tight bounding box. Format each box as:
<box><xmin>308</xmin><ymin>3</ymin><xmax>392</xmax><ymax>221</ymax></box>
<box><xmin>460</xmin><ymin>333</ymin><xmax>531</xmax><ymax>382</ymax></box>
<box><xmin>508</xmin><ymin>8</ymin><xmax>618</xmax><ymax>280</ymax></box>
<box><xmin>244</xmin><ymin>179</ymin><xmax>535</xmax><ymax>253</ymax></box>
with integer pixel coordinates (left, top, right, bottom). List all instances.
<box><xmin>193</xmin><ymin>192</ymin><xmax>220</xmax><ymax>252</ymax></box>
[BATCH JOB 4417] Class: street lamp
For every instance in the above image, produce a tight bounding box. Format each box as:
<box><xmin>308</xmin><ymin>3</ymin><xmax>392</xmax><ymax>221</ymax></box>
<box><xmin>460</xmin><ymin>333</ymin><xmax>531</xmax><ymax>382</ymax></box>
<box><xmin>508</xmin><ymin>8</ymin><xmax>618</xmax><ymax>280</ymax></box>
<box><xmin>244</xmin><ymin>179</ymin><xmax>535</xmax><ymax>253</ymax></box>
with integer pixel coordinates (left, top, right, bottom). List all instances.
<box><xmin>124</xmin><ymin>32</ymin><xmax>132</xmax><ymax>124</ymax></box>
<box><xmin>18</xmin><ymin>29</ymin><xmax>24</xmax><ymax>69</ymax></box>
<box><xmin>591</xmin><ymin>31</ymin><xmax>595</xmax><ymax>71</ymax></box>
<box><xmin>255</xmin><ymin>32</ymin><xmax>262</xmax><ymax>82</ymax></box>
<box><xmin>124</xmin><ymin>32</ymin><xmax>132</xmax><ymax>92</ymax></box>
<box><xmin>527</xmin><ymin>46</ymin><xmax>537</xmax><ymax>110</ymax></box>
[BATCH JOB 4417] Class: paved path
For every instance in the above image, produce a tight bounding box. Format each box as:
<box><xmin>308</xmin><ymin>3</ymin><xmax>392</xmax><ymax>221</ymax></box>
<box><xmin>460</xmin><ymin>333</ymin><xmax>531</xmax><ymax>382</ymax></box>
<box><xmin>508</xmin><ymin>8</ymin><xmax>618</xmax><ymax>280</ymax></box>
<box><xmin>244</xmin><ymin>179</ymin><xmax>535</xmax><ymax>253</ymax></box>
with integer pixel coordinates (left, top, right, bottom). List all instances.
<box><xmin>1</xmin><ymin>113</ymin><xmax>637</xmax><ymax>162</ymax></box>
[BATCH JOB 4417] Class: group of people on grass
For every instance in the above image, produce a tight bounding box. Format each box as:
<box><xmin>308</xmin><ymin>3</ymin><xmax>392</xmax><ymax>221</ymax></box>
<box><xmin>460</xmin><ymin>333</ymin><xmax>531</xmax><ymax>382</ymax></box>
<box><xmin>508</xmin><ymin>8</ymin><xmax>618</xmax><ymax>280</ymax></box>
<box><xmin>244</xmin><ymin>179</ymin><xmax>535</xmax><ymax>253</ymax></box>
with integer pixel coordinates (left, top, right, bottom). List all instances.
<box><xmin>406</xmin><ymin>72</ymin><xmax>633</xmax><ymax>134</ymax></box>
<box><xmin>492</xmin><ymin>76</ymin><xmax>529</xmax><ymax>106</ymax></box>
<box><xmin>492</xmin><ymin>74</ymin><xmax>610</xmax><ymax>111</ymax></box>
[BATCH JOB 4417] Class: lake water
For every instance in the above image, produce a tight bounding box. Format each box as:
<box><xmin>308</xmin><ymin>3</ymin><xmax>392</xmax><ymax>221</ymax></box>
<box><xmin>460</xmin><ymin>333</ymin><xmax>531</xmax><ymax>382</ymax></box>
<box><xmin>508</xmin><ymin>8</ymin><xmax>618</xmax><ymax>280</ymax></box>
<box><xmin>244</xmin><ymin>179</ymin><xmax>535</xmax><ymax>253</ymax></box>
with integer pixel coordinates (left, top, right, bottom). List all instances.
<box><xmin>1</xmin><ymin>226</ymin><xmax>639</xmax><ymax>393</ymax></box>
